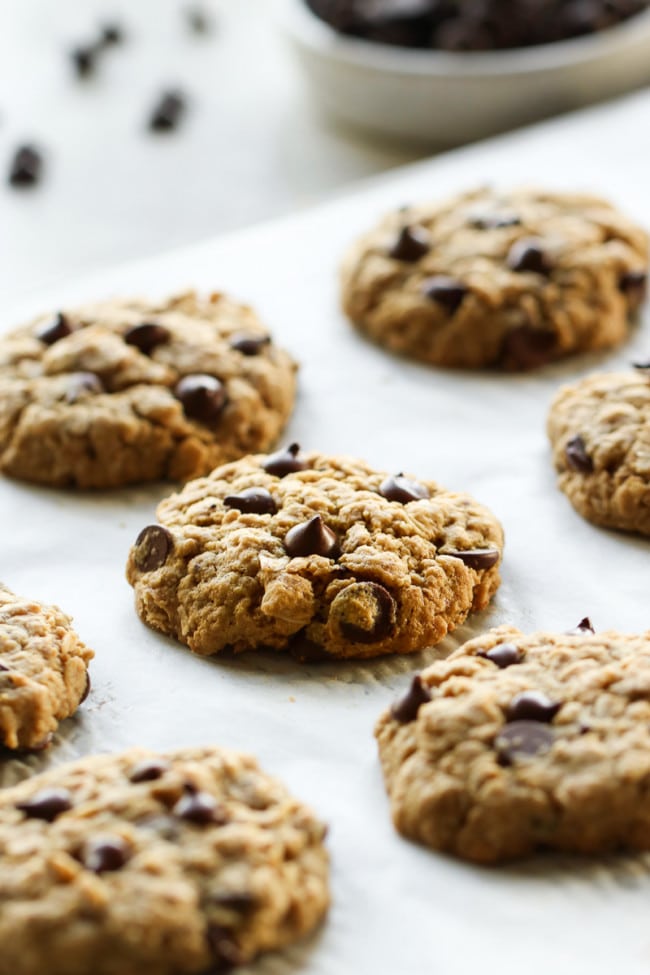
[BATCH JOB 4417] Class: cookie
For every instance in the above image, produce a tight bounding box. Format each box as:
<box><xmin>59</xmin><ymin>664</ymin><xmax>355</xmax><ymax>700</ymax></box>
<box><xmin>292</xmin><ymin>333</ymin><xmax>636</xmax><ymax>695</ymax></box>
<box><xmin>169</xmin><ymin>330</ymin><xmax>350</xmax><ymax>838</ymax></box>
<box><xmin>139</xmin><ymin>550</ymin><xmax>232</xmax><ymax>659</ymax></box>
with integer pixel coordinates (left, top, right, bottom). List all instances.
<box><xmin>547</xmin><ymin>368</ymin><xmax>650</xmax><ymax>535</ymax></box>
<box><xmin>0</xmin><ymin>745</ymin><xmax>329</xmax><ymax>975</ymax></box>
<box><xmin>376</xmin><ymin>622</ymin><xmax>650</xmax><ymax>863</ymax></box>
<box><xmin>0</xmin><ymin>584</ymin><xmax>92</xmax><ymax>750</ymax></box>
<box><xmin>0</xmin><ymin>291</ymin><xmax>297</xmax><ymax>488</ymax></box>
<box><xmin>341</xmin><ymin>187</ymin><xmax>648</xmax><ymax>369</ymax></box>
<box><xmin>126</xmin><ymin>446</ymin><xmax>503</xmax><ymax>660</ymax></box>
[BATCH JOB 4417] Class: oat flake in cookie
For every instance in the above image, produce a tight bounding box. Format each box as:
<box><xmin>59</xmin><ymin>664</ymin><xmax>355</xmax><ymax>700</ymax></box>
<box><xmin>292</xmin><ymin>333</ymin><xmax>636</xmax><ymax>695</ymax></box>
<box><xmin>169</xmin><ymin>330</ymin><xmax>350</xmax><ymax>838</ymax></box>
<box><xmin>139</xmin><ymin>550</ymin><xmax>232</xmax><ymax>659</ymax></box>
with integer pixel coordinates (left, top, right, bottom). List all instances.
<box><xmin>341</xmin><ymin>187</ymin><xmax>648</xmax><ymax>370</ymax></box>
<box><xmin>126</xmin><ymin>447</ymin><xmax>503</xmax><ymax>660</ymax></box>
<box><xmin>547</xmin><ymin>369</ymin><xmax>650</xmax><ymax>535</ymax></box>
<box><xmin>0</xmin><ymin>291</ymin><xmax>297</xmax><ymax>488</ymax></box>
<box><xmin>0</xmin><ymin>746</ymin><xmax>329</xmax><ymax>975</ymax></box>
<box><xmin>0</xmin><ymin>584</ymin><xmax>93</xmax><ymax>750</ymax></box>
<box><xmin>376</xmin><ymin>623</ymin><xmax>650</xmax><ymax>863</ymax></box>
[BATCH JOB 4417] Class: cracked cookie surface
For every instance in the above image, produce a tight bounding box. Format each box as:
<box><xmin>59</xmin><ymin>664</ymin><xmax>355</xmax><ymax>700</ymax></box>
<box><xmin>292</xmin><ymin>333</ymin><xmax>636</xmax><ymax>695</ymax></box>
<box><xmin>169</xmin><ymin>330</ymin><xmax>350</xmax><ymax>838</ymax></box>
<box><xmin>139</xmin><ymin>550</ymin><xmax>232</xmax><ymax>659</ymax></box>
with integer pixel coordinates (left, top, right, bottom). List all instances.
<box><xmin>0</xmin><ymin>584</ymin><xmax>93</xmax><ymax>750</ymax></box>
<box><xmin>547</xmin><ymin>369</ymin><xmax>650</xmax><ymax>535</ymax></box>
<box><xmin>0</xmin><ymin>745</ymin><xmax>329</xmax><ymax>975</ymax></box>
<box><xmin>376</xmin><ymin>623</ymin><xmax>650</xmax><ymax>863</ymax></box>
<box><xmin>341</xmin><ymin>187</ymin><xmax>648</xmax><ymax>369</ymax></box>
<box><xmin>0</xmin><ymin>291</ymin><xmax>297</xmax><ymax>488</ymax></box>
<box><xmin>126</xmin><ymin>447</ymin><xmax>503</xmax><ymax>660</ymax></box>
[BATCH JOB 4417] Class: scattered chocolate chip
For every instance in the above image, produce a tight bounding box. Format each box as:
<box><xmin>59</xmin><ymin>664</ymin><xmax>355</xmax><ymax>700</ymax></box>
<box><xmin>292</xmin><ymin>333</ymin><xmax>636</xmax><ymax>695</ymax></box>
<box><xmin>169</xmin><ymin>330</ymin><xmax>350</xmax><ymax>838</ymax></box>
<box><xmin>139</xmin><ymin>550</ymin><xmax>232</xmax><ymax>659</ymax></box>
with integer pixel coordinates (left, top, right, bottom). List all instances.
<box><xmin>83</xmin><ymin>836</ymin><xmax>130</xmax><ymax>874</ymax></box>
<box><xmin>173</xmin><ymin>791</ymin><xmax>226</xmax><ymax>824</ymax></box>
<box><xmin>506</xmin><ymin>691</ymin><xmax>562</xmax><ymax>723</ymax></box>
<box><xmin>129</xmin><ymin>758</ymin><xmax>171</xmax><ymax>783</ymax></box>
<box><xmin>262</xmin><ymin>443</ymin><xmax>308</xmax><ymax>477</ymax></box>
<box><xmin>389</xmin><ymin>224</ymin><xmax>430</xmax><ymax>262</ymax></box>
<box><xmin>133</xmin><ymin>525</ymin><xmax>173</xmax><ymax>572</ymax></box>
<box><xmin>124</xmin><ymin>322</ymin><xmax>170</xmax><ymax>354</ymax></box>
<box><xmin>101</xmin><ymin>23</ymin><xmax>124</xmax><ymax>46</ymax></box>
<box><xmin>284</xmin><ymin>515</ymin><xmax>340</xmax><ymax>559</ymax></box>
<box><xmin>80</xmin><ymin>672</ymin><xmax>91</xmax><ymax>704</ymax></box>
<box><xmin>287</xmin><ymin>631</ymin><xmax>332</xmax><ymax>663</ymax></box>
<box><xmin>206</xmin><ymin>924</ymin><xmax>245</xmax><ymax>970</ymax></box>
<box><xmin>422</xmin><ymin>275</ymin><xmax>467</xmax><ymax>313</ymax></box>
<box><xmin>499</xmin><ymin>324</ymin><xmax>556</xmax><ymax>370</ymax></box>
<box><xmin>391</xmin><ymin>674</ymin><xmax>432</xmax><ymax>724</ymax></box>
<box><xmin>174</xmin><ymin>374</ymin><xmax>227</xmax><ymax>424</ymax></box>
<box><xmin>8</xmin><ymin>145</ymin><xmax>43</xmax><ymax>187</ymax></box>
<box><xmin>16</xmin><ymin>788</ymin><xmax>73</xmax><ymax>822</ymax></box>
<box><xmin>149</xmin><ymin>91</ymin><xmax>186</xmax><ymax>132</ymax></box>
<box><xmin>379</xmin><ymin>474</ymin><xmax>429</xmax><ymax>504</ymax></box>
<box><xmin>565</xmin><ymin>435</ymin><xmax>594</xmax><ymax>474</ymax></box>
<box><xmin>477</xmin><ymin>643</ymin><xmax>522</xmax><ymax>668</ymax></box>
<box><xmin>224</xmin><ymin>487</ymin><xmax>277</xmax><ymax>515</ymax></box>
<box><xmin>210</xmin><ymin>890</ymin><xmax>256</xmax><ymax>912</ymax></box>
<box><xmin>470</xmin><ymin>213</ymin><xmax>521</xmax><ymax>230</ymax></box>
<box><xmin>619</xmin><ymin>270</ymin><xmax>647</xmax><ymax>310</ymax></box>
<box><xmin>495</xmin><ymin>721</ymin><xmax>555</xmax><ymax>766</ymax></box>
<box><xmin>567</xmin><ymin>616</ymin><xmax>595</xmax><ymax>635</ymax></box>
<box><xmin>444</xmin><ymin>548</ymin><xmax>500</xmax><ymax>570</ymax></box>
<box><xmin>71</xmin><ymin>45</ymin><xmax>98</xmax><ymax>77</ymax></box>
<box><xmin>229</xmin><ymin>333</ymin><xmax>271</xmax><ymax>356</ymax></box>
<box><xmin>36</xmin><ymin>312</ymin><xmax>72</xmax><ymax>345</ymax></box>
<box><xmin>65</xmin><ymin>372</ymin><xmax>104</xmax><ymax>404</ymax></box>
<box><xmin>506</xmin><ymin>238</ymin><xmax>551</xmax><ymax>274</ymax></box>
<box><xmin>334</xmin><ymin>582</ymin><xmax>397</xmax><ymax>644</ymax></box>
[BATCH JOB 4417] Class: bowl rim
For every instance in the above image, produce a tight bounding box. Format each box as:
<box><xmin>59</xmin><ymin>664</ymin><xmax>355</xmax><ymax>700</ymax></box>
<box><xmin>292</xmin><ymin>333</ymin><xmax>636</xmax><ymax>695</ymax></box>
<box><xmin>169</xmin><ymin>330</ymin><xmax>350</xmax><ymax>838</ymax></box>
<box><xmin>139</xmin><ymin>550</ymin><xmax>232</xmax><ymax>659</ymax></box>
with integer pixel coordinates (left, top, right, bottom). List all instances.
<box><xmin>281</xmin><ymin>0</ymin><xmax>650</xmax><ymax>76</ymax></box>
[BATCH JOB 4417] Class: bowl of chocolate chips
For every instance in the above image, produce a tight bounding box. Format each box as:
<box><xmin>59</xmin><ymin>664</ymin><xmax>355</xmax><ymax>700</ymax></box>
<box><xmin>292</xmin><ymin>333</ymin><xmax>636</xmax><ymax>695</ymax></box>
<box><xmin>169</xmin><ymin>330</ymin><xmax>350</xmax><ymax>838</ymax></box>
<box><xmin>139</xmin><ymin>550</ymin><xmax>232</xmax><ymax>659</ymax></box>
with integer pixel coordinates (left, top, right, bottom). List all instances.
<box><xmin>281</xmin><ymin>0</ymin><xmax>650</xmax><ymax>144</ymax></box>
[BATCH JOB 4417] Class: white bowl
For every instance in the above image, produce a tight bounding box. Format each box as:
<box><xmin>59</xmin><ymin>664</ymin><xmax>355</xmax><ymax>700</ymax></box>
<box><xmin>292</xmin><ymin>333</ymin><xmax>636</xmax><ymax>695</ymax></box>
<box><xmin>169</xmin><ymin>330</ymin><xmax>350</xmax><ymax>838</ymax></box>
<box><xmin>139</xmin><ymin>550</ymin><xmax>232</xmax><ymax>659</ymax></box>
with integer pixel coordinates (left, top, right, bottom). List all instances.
<box><xmin>280</xmin><ymin>0</ymin><xmax>650</xmax><ymax>146</ymax></box>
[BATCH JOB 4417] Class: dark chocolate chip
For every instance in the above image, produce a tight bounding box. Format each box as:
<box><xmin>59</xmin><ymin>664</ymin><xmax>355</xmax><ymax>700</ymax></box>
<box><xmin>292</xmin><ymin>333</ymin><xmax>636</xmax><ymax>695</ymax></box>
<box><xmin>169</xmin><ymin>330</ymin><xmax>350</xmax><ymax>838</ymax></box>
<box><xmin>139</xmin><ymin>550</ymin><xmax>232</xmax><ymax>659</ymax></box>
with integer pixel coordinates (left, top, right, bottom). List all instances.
<box><xmin>9</xmin><ymin>145</ymin><xmax>43</xmax><ymax>187</ymax></box>
<box><xmin>224</xmin><ymin>488</ymin><xmax>277</xmax><ymax>515</ymax></box>
<box><xmin>391</xmin><ymin>675</ymin><xmax>432</xmax><ymax>724</ymax></box>
<box><xmin>389</xmin><ymin>224</ymin><xmax>430</xmax><ymax>262</ymax></box>
<box><xmin>506</xmin><ymin>691</ymin><xmax>562</xmax><ymax>723</ymax></box>
<box><xmin>444</xmin><ymin>548</ymin><xmax>500</xmax><ymax>570</ymax></box>
<box><xmin>129</xmin><ymin>758</ymin><xmax>171</xmax><ymax>783</ymax></box>
<box><xmin>83</xmin><ymin>836</ymin><xmax>130</xmax><ymax>874</ymax></box>
<box><xmin>566</xmin><ymin>617</ymin><xmax>595</xmax><ymax>635</ymax></box>
<box><xmin>229</xmin><ymin>333</ymin><xmax>271</xmax><ymax>356</ymax></box>
<box><xmin>80</xmin><ymin>672</ymin><xmax>91</xmax><ymax>704</ymax></box>
<box><xmin>101</xmin><ymin>23</ymin><xmax>124</xmax><ymax>45</ymax></box>
<box><xmin>0</xmin><ymin>662</ymin><xmax>9</xmax><ymax>672</ymax></box>
<box><xmin>71</xmin><ymin>45</ymin><xmax>98</xmax><ymax>77</ymax></box>
<box><xmin>477</xmin><ymin>643</ymin><xmax>522</xmax><ymax>668</ymax></box>
<box><xmin>379</xmin><ymin>474</ymin><xmax>429</xmax><ymax>504</ymax></box>
<box><xmin>565</xmin><ymin>435</ymin><xmax>594</xmax><ymax>474</ymax></box>
<box><xmin>506</xmin><ymin>238</ymin><xmax>551</xmax><ymax>274</ymax></box>
<box><xmin>173</xmin><ymin>791</ymin><xmax>226</xmax><ymax>824</ymax></box>
<box><xmin>65</xmin><ymin>372</ymin><xmax>104</xmax><ymax>404</ymax></box>
<box><xmin>133</xmin><ymin>525</ymin><xmax>173</xmax><ymax>572</ymax></box>
<box><xmin>287</xmin><ymin>631</ymin><xmax>332</xmax><ymax>663</ymax></box>
<box><xmin>210</xmin><ymin>890</ymin><xmax>256</xmax><ymax>912</ymax></box>
<box><xmin>174</xmin><ymin>374</ymin><xmax>227</xmax><ymax>424</ymax></box>
<box><xmin>124</xmin><ymin>322</ymin><xmax>170</xmax><ymax>354</ymax></box>
<box><xmin>262</xmin><ymin>443</ymin><xmax>308</xmax><ymax>477</ymax></box>
<box><xmin>206</xmin><ymin>924</ymin><xmax>245</xmax><ymax>970</ymax></box>
<box><xmin>499</xmin><ymin>325</ymin><xmax>556</xmax><ymax>370</ymax></box>
<box><xmin>149</xmin><ymin>91</ymin><xmax>186</xmax><ymax>132</ymax></box>
<box><xmin>422</xmin><ymin>276</ymin><xmax>467</xmax><ymax>313</ymax></box>
<box><xmin>495</xmin><ymin>721</ymin><xmax>555</xmax><ymax>766</ymax></box>
<box><xmin>16</xmin><ymin>788</ymin><xmax>73</xmax><ymax>822</ymax></box>
<box><xmin>619</xmin><ymin>270</ymin><xmax>647</xmax><ymax>310</ymax></box>
<box><xmin>37</xmin><ymin>312</ymin><xmax>72</xmax><ymax>346</ymax></box>
<box><xmin>470</xmin><ymin>213</ymin><xmax>521</xmax><ymax>230</ymax></box>
<box><xmin>284</xmin><ymin>515</ymin><xmax>340</xmax><ymax>559</ymax></box>
<box><xmin>336</xmin><ymin>582</ymin><xmax>397</xmax><ymax>644</ymax></box>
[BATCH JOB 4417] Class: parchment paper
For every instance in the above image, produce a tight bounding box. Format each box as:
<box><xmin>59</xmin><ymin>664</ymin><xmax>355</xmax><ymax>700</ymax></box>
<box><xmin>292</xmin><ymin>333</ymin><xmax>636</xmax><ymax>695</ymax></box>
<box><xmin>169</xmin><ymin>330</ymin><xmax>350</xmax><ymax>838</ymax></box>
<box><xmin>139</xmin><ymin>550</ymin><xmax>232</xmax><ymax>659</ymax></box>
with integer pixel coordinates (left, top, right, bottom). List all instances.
<box><xmin>2</xmin><ymin>90</ymin><xmax>650</xmax><ymax>975</ymax></box>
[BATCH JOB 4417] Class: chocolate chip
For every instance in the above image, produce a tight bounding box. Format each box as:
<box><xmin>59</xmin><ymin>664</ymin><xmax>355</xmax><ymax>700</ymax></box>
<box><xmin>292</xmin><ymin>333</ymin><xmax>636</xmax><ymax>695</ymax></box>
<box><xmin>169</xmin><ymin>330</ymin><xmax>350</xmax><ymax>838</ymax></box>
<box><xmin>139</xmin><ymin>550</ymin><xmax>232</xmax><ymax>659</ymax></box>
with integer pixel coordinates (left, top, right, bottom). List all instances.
<box><xmin>444</xmin><ymin>548</ymin><xmax>500</xmax><ymax>570</ymax></box>
<box><xmin>9</xmin><ymin>145</ymin><xmax>43</xmax><ymax>187</ymax></box>
<box><xmin>567</xmin><ymin>617</ymin><xmax>595</xmax><ymax>635</ymax></box>
<box><xmin>173</xmin><ymin>791</ymin><xmax>226</xmax><ymax>824</ymax></box>
<box><xmin>495</xmin><ymin>721</ymin><xmax>555</xmax><ymax>766</ymax></box>
<box><xmin>124</xmin><ymin>322</ymin><xmax>170</xmax><ymax>354</ymax></box>
<box><xmin>71</xmin><ymin>45</ymin><xmax>97</xmax><ymax>77</ymax></box>
<box><xmin>187</xmin><ymin>7</ymin><xmax>212</xmax><ymax>33</ymax></box>
<box><xmin>565</xmin><ymin>435</ymin><xmax>594</xmax><ymax>474</ymax></box>
<box><xmin>129</xmin><ymin>758</ymin><xmax>171</xmax><ymax>783</ymax></box>
<box><xmin>379</xmin><ymin>474</ymin><xmax>429</xmax><ymax>504</ymax></box>
<box><xmin>389</xmin><ymin>225</ymin><xmax>430</xmax><ymax>262</ymax></box>
<box><xmin>149</xmin><ymin>91</ymin><xmax>186</xmax><ymax>132</ymax></box>
<box><xmin>619</xmin><ymin>270</ymin><xmax>647</xmax><ymax>310</ymax></box>
<box><xmin>422</xmin><ymin>276</ymin><xmax>467</xmax><ymax>313</ymax></box>
<box><xmin>0</xmin><ymin>662</ymin><xmax>9</xmax><ymax>672</ymax></box>
<box><xmin>470</xmin><ymin>213</ymin><xmax>521</xmax><ymax>230</ymax></box>
<box><xmin>477</xmin><ymin>643</ymin><xmax>522</xmax><ymax>668</ymax></box>
<box><xmin>229</xmin><ymin>333</ymin><xmax>271</xmax><ymax>356</ymax></box>
<box><xmin>206</xmin><ymin>924</ymin><xmax>244</xmax><ymax>970</ymax></box>
<box><xmin>80</xmin><ymin>672</ymin><xmax>91</xmax><ymax>704</ymax></box>
<box><xmin>224</xmin><ymin>488</ymin><xmax>277</xmax><ymax>515</ymax></box>
<box><xmin>506</xmin><ymin>238</ymin><xmax>551</xmax><ymax>274</ymax></box>
<box><xmin>101</xmin><ymin>23</ymin><xmax>124</xmax><ymax>45</ymax></box>
<box><xmin>174</xmin><ymin>375</ymin><xmax>227</xmax><ymax>424</ymax></box>
<box><xmin>65</xmin><ymin>372</ymin><xmax>104</xmax><ymax>404</ymax></box>
<box><xmin>633</xmin><ymin>361</ymin><xmax>650</xmax><ymax>371</ymax></box>
<box><xmin>506</xmin><ymin>691</ymin><xmax>562</xmax><ymax>723</ymax></box>
<box><xmin>83</xmin><ymin>836</ymin><xmax>130</xmax><ymax>874</ymax></box>
<box><xmin>391</xmin><ymin>675</ymin><xmax>432</xmax><ymax>724</ymax></box>
<box><xmin>284</xmin><ymin>515</ymin><xmax>340</xmax><ymax>559</ymax></box>
<box><xmin>16</xmin><ymin>788</ymin><xmax>73</xmax><ymax>822</ymax></box>
<box><xmin>133</xmin><ymin>525</ymin><xmax>173</xmax><ymax>572</ymax></box>
<box><xmin>499</xmin><ymin>325</ymin><xmax>556</xmax><ymax>370</ymax></box>
<box><xmin>334</xmin><ymin>582</ymin><xmax>397</xmax><ymax>644</ymax></box>
<box><xmin>287</xmin><ymin>631</ymin><xmax>332</xmax><ymax>663</ymax></box>
<box><xmin>262</xmin><ymin>443</ymin><xmax>308</xmax><ymax>477</ymax></box>
<box><xmin>210</xmin><ymin>890</ymin><xmax>256</xmax><ymax>912</ymax></box>
<box><xmin>36</xmin><ymin>312</ymin><xmax>72</xmax><ymax>346</ymax></box>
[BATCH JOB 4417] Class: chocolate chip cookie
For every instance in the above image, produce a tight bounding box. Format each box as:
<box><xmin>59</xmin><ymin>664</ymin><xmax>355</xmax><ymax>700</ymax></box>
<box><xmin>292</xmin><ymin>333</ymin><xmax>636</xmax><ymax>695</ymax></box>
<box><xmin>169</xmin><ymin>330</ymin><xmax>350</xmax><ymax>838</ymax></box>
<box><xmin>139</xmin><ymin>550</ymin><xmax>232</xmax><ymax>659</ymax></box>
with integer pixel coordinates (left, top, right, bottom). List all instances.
<box><xmin>376</xmin><ymin>621</ymin><xmax>650</xmax><ymax>863</ymax></box>
<box><xmin>0</xmin><ymin>745</ymin><xmax>329</xmax><ymax>975</ymax></box>
<box><xmin>0</xmin><ymin>584</ymin><xmax>93</xmax><ymax>750</ymax></box>
<box><xmin>0</xmin><ymin>291</ymin><xmax>297</xmax><ymax>488</ymax></box>
<box><xmin>341</xmin><ymin>187</ymin><xmax>648</xmax><ymax>369</ymax></box>
<box><xmin>547</xmin><ymin>368</ymin><xmax>650</xmax><ymax>535</ymax></box>
<box><xmin>126</xmin><ymin>446</ymin><xmax>503</xmax><ymax>660</ymax></box>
